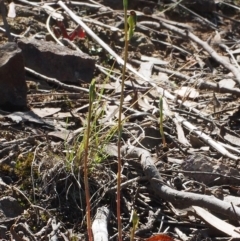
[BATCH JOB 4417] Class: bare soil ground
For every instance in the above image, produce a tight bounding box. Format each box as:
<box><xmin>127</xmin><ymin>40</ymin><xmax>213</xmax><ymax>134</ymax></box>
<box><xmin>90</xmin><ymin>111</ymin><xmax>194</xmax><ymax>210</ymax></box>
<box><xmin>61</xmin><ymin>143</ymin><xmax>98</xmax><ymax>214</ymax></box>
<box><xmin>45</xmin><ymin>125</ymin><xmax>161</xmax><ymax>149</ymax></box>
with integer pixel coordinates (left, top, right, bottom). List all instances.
<box><xmin>1</xmin><ymin>0</ymin><xmax>240</xmax><ymax>240</ymax></box>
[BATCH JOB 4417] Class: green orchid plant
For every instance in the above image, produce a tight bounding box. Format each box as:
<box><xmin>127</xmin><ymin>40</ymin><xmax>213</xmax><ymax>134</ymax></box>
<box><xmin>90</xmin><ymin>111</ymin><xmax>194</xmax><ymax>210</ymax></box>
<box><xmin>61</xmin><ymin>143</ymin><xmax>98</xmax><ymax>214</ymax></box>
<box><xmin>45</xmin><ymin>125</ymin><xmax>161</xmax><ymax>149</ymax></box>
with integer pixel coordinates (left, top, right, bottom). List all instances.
<box><xmin>117</xmin><ymin>1</ymin><xmax>137</xmax><ymax>240</ymax></box>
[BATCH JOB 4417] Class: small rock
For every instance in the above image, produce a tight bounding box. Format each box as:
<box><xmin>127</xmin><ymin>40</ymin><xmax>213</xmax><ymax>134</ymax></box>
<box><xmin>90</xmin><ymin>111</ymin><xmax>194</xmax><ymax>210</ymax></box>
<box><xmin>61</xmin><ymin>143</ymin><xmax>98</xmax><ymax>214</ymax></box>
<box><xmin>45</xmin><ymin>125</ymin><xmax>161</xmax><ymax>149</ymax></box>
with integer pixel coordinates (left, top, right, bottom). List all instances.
<box><xmin>18</xmin><ymin>38</ymin><xmax>95</xmax><ymax>84</ymax></box>
<box><xmin>0</xmin><ymin>42</ymin><xmax>27</xmax><ymax>111</ymax></box>
<box><xmin>0</xmin><ymin>196</ymin><xmax>23</xmax><ymax>218</ymax></box>
<box><xmin>1</xmin><ymin>176</ymin><xmax>13</xmax><ymax>185</ymax></box>
<box><xmin>142</xmin><ymin>7</ymin><xmax>152</xmax><ymax>15</ymax></box>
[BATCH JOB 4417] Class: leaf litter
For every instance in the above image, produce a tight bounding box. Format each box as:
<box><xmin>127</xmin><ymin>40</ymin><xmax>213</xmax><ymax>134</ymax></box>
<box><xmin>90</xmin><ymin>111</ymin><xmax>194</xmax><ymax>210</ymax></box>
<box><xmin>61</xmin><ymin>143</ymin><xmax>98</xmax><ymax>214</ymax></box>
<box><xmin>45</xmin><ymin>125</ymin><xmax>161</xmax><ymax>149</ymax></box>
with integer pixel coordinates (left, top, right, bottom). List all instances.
<box><xmin>1</xmin><ymin>0</ymin><xmax>240</xmax><ymax>240</ymax></box>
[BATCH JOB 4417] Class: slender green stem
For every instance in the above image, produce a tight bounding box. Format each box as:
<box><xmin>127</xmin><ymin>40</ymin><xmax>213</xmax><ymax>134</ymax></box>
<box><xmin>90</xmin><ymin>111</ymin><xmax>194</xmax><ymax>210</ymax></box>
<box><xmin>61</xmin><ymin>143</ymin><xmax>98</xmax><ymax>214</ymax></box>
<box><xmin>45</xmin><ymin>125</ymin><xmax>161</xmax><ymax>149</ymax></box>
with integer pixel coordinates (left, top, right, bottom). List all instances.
<box><xmin>83</xmin><ymin>80</ymin><xmax>96</xmax><ymax>241</ymax></box>
<box><xmin>159</xmin><ymin>96</ymin><xmax>166</xmax><ymax>147</ymax></box>
<box><xmin>84</xmin><ymin>110</ymin><xmax>92</xmax><ymax>241</ymax></box>
<box><xmin>117</xmin><ymin>1</ymin><xmax>128</xmax><ymax>241</ymax></box>
<box><xmin>130</xmin><ymin>210</ymin><xmax>139</xmax><ymax>241</ymax></box>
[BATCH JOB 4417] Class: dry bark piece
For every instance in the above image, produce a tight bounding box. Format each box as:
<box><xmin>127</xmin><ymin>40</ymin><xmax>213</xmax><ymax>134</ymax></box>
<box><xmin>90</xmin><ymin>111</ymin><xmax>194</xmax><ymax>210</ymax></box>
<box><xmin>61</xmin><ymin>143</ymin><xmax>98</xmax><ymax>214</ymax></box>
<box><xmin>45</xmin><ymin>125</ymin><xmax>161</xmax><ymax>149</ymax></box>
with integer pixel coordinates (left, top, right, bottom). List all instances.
<box><xmin>48</xmin><ymin>129</ymin><xmax>74</xmax><ymax>142</ymax></box>
<box><xmin>0</xmin><ymin>42</ymin><xmax>27</xmax><ymax>111</ymax></box>
<box><xmin>92</xmin><ymin>207</ymin><xmax>110</xmax><ymax>241</ymax></box>
<box><xmin>135</xmin><ymin>209</ymin><xmax>161</xmax><ymax>236</ymax></box>
<box><xmin>18</xmin><ymin>38</ymin><xmax>95</xmax><ymax>84</ymax></box>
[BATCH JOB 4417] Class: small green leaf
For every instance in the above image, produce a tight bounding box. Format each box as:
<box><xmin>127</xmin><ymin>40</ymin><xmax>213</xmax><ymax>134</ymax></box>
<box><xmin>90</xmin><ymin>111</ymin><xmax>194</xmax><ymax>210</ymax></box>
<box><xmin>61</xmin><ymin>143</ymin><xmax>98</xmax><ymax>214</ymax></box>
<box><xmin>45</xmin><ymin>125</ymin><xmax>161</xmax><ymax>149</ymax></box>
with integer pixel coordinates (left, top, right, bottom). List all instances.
<box><xmin>159</xmin><ymin>96</ymin><xmax>163</xmax><ymax>117</ymax></box>
<box><xmin>118</xmin><ymin>124</ymin><xmax>123</xmax><ymax>139</ymax></box>
<box><xmin>127</xmin><ymin>11</ymin><xmax>137</xmax><ymax>40</ymax></box>
<box><xmin>132</xmin><ymin>210</ymin><xmax>139</xmax><ymax>229</ymax></box>
<box><xmin>130</xmin><ymin>210</ymin><xmax>139</xmax><ymax>241</ymax></box>
<box><xmin>127</xmin><ymin>11</ymin><xmax>137</xmax><ymax>29</ymax></box>
<box><xmin>159</xmin><ymin>96</ymin><xmax>166</xmax><ymax>147</ymax></box>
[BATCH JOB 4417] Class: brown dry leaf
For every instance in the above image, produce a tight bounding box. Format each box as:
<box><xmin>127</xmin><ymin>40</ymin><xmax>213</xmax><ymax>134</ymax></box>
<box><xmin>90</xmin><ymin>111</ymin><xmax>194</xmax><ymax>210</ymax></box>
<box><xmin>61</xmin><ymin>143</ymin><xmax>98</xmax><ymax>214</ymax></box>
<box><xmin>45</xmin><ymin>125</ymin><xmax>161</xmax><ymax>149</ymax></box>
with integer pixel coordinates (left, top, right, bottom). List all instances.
<box><xmin>211</xmin><ymin>30</ymin><xmax>222</xmax><ymax>45</ymax></box>
<box><xmin>161</xmin><ymin>97</ymin><xmax>172</xmax><ymax>117</ymax></box>
<box><xmin>189</xmin><ymin>134</ymin><xmax>205</xmax><ymax>148</ymax></box>
<box><xmin>219</xmin><ymin>78</ymin><xmax>236</xmax><ymax>89</ymax></box>
<box><xmin>139</xmin><ymin>61</ymin><xmax>154</xmax><ymax>80</ymax></box>
<box><xmin>173</xmin><ymin>115</ymin><xmax>190</xmax><ymax>146</ymax></box>
<box><xmin>137</xmin><ymin>94</ymin><xmax>155</xmax><ymax>112</ymax></box>
<box><xmin>48</xmin><ymin>129</ymin><xmax>73</xmax><ymax>141</ymax></box>
<box><xmin>115</xmin><ymin>77</ymin><xmax>121</xmax><ymax>93</ymax></box>
<box><xmin>174</xmin><ymin>87</ymin><xmax>199</xmax><ymax>99</ymax></box>
<box><xmin>96</xmin><ymin>83</ymin><xmax>116</xmax><ymax>90</ymax></box>
<box><xmin>192</xmin><ymin>206</ymin><xmax>240</xmax><ymax>237</ymax></box>
<box><xmin>141</xmin><ymin>55</ymin><xmax>169</xmax><ymax>65</ymax></box>
<box><xmin>32</xmin><ymin>107</ymin><xmax>61</xmax><ymax>117</ymax></box>
<box><xmin>99</xmin><ymin>103</ymin><xmax>124</xmax><ymax>123</ymax></box>
<box><xmin>53</xmin><ymin>112</ymin><xmax>72</xmax><ymax>118</ymax></box>
<box><xmin>157</xmin><ymin>72</ymin><xmax>169</xmax><ymax>82</ymax></box>
<box><xmin>224</xmin><ymin>133</ymin><xmax>240</xmax><ymax>147</ymax></box>
<box><xmin>130</xmin><ymin>89</ymin><xmax>139</xmax><ymax>109</ymax></box>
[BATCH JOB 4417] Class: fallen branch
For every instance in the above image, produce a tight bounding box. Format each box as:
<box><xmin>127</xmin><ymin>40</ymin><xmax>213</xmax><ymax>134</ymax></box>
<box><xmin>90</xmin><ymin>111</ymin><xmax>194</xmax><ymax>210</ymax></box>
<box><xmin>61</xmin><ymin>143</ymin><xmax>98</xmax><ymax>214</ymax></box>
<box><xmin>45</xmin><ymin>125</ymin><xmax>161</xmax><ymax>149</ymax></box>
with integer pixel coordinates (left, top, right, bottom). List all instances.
<box><xmin>197</xmin><ymin>79</ymin><xmax>240</xmax><ymax>97</ymax></box>
<box><xmin>92</xmin><ymin>207</ymin><xmax>110</xmax><ymax>241</ymax></box>
<box><xmin>121</xmin><ymin>145</ymin><xmax>240</xmax><ymax>219</ymax></box>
